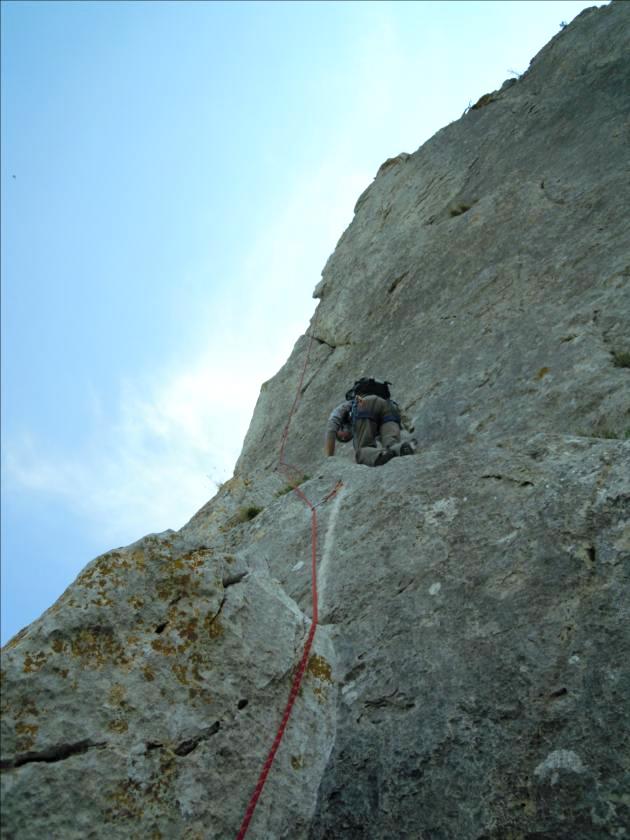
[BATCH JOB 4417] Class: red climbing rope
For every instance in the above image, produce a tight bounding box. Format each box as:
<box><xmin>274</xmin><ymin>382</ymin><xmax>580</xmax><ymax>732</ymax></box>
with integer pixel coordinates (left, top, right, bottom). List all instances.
<box><xmin>236</xmin><ymin>311</ymin><xmax>342</xmax><ymax>839</ymax></box>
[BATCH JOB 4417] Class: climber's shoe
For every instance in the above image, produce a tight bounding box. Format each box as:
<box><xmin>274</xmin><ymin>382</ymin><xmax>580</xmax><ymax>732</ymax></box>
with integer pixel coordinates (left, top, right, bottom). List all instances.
<box><xmin>399</xmin><ymin>442</ymin><xmax>415</xmax><ymax>457</ymax></box>
<box><xmin>375</xmin><ymin>449</ymin><xmax>397</xmax><ymax>466</ymax></box>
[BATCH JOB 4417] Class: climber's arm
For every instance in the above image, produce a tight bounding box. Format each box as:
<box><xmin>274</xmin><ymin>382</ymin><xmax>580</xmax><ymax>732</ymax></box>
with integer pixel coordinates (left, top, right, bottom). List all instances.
<box><xmin>324</xmin><ymin>401</ymin><xmax>350</xmax><ymax>457</ymax></box>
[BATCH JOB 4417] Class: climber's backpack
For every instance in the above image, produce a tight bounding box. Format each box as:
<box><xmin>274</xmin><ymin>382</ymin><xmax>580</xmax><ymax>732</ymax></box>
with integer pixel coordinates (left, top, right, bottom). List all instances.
<box><xmin>345</xmin><ymin>377</ymin><xmax>392</xmax><ymax>401</ymax></box>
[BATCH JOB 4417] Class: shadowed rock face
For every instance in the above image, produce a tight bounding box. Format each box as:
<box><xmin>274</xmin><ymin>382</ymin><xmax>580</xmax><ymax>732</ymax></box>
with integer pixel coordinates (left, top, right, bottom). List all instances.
<box><xmin>2</xmin><ymin>4</ymin><xmax>629</xmax><ymax>838</ymax></box>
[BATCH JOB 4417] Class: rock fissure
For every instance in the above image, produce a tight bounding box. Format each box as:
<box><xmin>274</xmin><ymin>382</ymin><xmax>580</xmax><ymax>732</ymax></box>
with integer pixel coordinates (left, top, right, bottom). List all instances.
<box><xmin>1</xmin><ymin>739</ymin><xmax>107</xmax><ymax>771</ymax></box>
<box><xmin>173</xmin><ymin>722</ymin><xmax>221</xmax><ymax>757</ymax></box>
<box><xmin>145</xmin><ymin>741</ymin><xmax>163</xmax><ymax>752</ymax></box>
<box><xmin>206</xmin><ymin>594</ymin><xmax>227</xmax><ymax>632</ymax></box>
<box><xmin>387</xmin><ymin>272</ymin><xmax>409</xmax><ymax>294</ymax></box>
<box><xmin>222</xmin><ymin>571</ymin><xmax>248</xmax><ymax>588</ymax></box>
<box><xmin>313</xmin><ymin>335</ymin><xmax>337</xmax><ymax>350</ymax></box>
<box><xmin>363</xmin><ymin>689</ymin><xmax>415</xmax><ymax>711</ymax></box>
<box><xmin>396</xmin><ymin>578</ymin><xmax>416</xmax><ymax>595</ymax></box>
<box><xmin>480</xmin><ymin>473</ymin><xmax>535</xmax><ymax>487</ymax></box>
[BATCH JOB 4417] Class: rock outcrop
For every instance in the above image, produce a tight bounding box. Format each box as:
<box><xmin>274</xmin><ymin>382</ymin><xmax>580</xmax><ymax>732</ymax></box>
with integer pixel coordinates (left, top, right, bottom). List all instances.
<box><xmin>2</xmin><ymin>4</ymin><xmax>629</xmax><ymax>838</ymax></box>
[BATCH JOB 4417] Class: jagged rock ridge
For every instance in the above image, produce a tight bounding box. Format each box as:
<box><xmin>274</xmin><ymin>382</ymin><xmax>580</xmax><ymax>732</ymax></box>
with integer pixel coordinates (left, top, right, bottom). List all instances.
<box><xmin>2</xmin><ymin>4</ymin><xmax>629</xmax><ymax>838</ymax></box>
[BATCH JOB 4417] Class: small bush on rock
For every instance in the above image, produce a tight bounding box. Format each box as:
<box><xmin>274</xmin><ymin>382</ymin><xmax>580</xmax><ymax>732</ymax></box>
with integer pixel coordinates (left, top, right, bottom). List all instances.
<box><xmin>276</xmin><ymin>474</ymin><xmax>310</xmax><ymax>497</ymax></box>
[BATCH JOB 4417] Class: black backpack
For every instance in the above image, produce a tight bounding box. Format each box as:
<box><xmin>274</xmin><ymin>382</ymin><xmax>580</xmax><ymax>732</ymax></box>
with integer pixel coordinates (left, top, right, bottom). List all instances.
<box><xmin>345</xmin><ymin>377</ymin><xmax>391</xmax><ymax>401</ymax></box>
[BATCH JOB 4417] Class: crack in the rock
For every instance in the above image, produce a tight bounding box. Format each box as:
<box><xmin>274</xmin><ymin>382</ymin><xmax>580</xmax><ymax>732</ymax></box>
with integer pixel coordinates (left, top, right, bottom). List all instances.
<box><xmin>364</xmin><ymin>688</ymin><xmax>415</xmax><ymax>711</ymax></box>
<box><xmin>388</xmin><ymin>271</ymin><xmax>409</xmax><ymax>294</ymax></box>
<box><xmin>490</xmin><ymin>622</ymin><xmax>532</xmax><ymax>637</ymax></box>
<box><xmin>222</xmin><ymin>571</ymin><xmax>248</xmax><ymax>588</ymax></box>
<box><xmin>313</xmin><ymin>335</ymin><xmax>337</xmax><ymax>350</ymax></box>
<box><xmin>404</xmin><ymin>382</ymin><xmax>443</xmax><ymax>413</ymax></box>
<box><xmin>146</xmin><ymin>741</ymin><xmax>163</xmax><ymax>751</ymax></box>
<box><xmin>300</xmin><ymin>367</ymin><xmax>324</xmax><ymax>398</ymax></box>
<box><xmin>203</xmin><ymin>569</ymin><xmax>247</xmax><ymax>632</ymax></box>
<box><xmin>206</xmin><ymin>594</ymin><xmax>228</xmax><ymax>632</ymax></box>
<box><xmin>480</xmin><ymin>474</ymin><xmax>534</xmax><ymax>487</ymax></box>
<box><xmin>1</xmin><ymin>739</ymin><xmax>107</xmax><ymax>770</ymax></box>
<box><xmin>173</xmin><ymin>722</ymin><xmax>221</xmax><ymax>756</ymax></box>
<box><xmin>396</xmin><ymin>578</ymin><xmax>416</xmax><ymax>595</ymax></box>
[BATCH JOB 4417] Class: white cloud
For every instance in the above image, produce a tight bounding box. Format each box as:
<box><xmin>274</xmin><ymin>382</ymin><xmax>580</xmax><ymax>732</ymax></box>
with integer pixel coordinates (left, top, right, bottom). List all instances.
<box><xmin>11</xmin><ymin>346</ymin><xmax>268</xmax><ymax>505</ymax></box>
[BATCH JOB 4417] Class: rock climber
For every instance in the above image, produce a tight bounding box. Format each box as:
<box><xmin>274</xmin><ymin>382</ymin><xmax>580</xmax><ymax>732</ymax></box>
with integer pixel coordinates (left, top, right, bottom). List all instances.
<box><xmin>324</xmin><ymin>377</ymin><xmax>414</xmax><ymax>467</ymax></box>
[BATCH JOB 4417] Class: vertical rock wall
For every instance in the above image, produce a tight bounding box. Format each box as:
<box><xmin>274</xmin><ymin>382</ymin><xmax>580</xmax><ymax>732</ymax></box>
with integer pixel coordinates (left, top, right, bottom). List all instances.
<box><xmin>2</xmin><ymin>3</ymin><xmax>629</xmax><ymax>838</ymax></box>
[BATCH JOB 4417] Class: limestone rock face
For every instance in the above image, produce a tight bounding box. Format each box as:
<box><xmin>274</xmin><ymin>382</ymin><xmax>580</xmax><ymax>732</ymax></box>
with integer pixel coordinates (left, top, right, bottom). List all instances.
<box><xmin>2</xmin><ymin>4</ymin><xmax>629</xmax><ymax>839</ymax></box>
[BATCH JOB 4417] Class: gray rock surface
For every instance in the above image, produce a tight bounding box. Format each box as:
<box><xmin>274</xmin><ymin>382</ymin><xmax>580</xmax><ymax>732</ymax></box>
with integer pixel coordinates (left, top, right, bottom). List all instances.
<box><xmin>2</xmin><ymin>3</ymin><xmax>629</xmax><ymax>838</ymax></box>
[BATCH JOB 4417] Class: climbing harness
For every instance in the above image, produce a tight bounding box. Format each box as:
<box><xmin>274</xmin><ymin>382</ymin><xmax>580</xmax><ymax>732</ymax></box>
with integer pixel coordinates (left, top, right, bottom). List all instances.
<box><xmin>235</xmin><ymin>310</ymin><xmax>343</xmax><ymax>840</ymax></box>
<box><xmin>351</xmin><ymin>395</ymin><xmax>401</xmax><ymax>432</ymax></box>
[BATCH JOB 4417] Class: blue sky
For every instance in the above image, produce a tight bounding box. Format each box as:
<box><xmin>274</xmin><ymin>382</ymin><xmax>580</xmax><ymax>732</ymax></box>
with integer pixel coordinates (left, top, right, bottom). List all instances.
<box><xmin>1</xmin><ymin>0</ymin><xmax>604</xmax><ymax>644</ymax></box>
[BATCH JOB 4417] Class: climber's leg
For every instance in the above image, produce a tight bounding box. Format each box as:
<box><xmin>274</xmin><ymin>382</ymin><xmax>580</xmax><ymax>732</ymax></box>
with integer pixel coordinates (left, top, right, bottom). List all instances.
<box><xmin>354</xmin><ymin>396</ymin><xmax>392</xmax><ymax>466</ymax></box>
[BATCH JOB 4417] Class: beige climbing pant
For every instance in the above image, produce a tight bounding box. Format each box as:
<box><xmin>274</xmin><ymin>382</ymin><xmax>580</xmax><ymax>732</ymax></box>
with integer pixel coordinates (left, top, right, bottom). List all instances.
<box><xmin>353</xmin><ymin>395</ymin><xmax>401</xmax><ymax>467</ymax></box>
